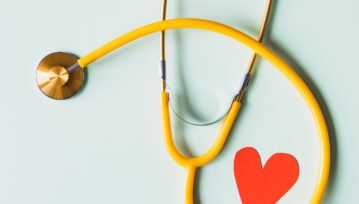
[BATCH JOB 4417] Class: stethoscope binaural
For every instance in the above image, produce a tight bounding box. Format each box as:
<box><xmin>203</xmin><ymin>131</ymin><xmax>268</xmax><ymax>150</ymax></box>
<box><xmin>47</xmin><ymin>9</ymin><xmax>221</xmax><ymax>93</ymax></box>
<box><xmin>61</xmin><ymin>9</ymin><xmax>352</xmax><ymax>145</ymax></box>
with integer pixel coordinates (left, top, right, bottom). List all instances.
<box><xmin>159</xmin><ymin>0</ymin><xmax>272</xmax><ymax>127</ymax></box>
<box><xmin>35</xmin><ymin>2</ymin><xmax>330</xmax><ymax>204</ymax></box>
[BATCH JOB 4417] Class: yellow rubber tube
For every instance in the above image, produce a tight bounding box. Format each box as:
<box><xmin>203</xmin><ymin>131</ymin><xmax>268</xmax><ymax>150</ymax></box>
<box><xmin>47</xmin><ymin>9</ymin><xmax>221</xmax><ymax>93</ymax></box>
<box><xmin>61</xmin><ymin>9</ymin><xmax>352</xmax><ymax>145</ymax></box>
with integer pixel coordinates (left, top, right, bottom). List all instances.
<box><xmin>185</xmin><ymin>166</ymin><xmax>196</xmax><ymax>204</ymax></box>
<box><xmin>77</xmin><ymin>18</ymin><xmax>330</xmax><ymax>204</ymax></box>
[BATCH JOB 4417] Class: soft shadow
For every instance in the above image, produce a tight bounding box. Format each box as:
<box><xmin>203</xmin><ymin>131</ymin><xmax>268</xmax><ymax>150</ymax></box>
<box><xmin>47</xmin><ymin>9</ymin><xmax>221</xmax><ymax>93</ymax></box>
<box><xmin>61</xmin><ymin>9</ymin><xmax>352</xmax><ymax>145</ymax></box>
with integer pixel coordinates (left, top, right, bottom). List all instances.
<box><xmin>171</xmin><ymin>0</ymin><xmax>196</xmax><ymax>158</ymax></box>
<box><xmin>170</xmin><ymin>1</ymin><xmax>270</xmax><ymax>203</ymax></box>
<box><xmin>264</xmin><ymin>1</ymin><xmax>338</xmax><ymax>200</ymax></box>
<box><xmin>193</xmin><ymin>168</ymin><xmax>202</xmax><ymax>204</ymax></box>
<box><xmin>170</xmin><ymin>1</ymin><xmax>260</xmax><ymax>158</ymax></box>
<box><xmin>266</xmin><ymin>39</ymin><xmax>338</xmax><ymax>200</ymax></box>
<box><xmin>173</xmin><ymin>0</ymin><xmax>337</xmax><ymax>202</ymax></box>
<box><xmin>172</xmin><ymin>1</ymin><xmax>203</xmax><ymax>203</ymax></box>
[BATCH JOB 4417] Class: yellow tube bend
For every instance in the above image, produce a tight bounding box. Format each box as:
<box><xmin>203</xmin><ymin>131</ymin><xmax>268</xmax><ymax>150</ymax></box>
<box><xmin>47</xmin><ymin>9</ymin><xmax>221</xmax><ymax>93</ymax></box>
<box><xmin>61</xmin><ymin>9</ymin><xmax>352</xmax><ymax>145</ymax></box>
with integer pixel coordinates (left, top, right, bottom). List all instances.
<box><xmin>77</xmin><ymin>18</ymin><xmax>330</xmax><ymax>204</ymax></box>
<box><xmin>161</xmin><ymin>92</ymin><xmax>241</xmax><ymax>167</ymax></box>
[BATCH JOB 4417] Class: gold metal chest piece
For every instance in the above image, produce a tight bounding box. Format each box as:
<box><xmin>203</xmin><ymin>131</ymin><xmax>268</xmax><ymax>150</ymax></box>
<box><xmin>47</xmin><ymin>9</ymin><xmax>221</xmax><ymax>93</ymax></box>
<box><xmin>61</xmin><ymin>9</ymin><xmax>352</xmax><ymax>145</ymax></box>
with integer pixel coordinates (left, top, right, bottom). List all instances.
<box><xmin>36</xmin><ymin>52</ymin><xmax>84</xmax><ymax>100</ymax></box>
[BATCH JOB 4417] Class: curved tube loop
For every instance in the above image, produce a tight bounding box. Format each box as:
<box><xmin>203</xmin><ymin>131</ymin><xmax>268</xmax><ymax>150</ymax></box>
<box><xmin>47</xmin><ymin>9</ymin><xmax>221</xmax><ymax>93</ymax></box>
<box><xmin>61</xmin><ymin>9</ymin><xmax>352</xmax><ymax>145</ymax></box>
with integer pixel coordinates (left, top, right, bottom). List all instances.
<box><xmin>76</xmin><ymin>18</ymin><xmax>330</xmax><ymax>204</ymax></box>
<box><xmin>161</xmin><ymin>92</ymin><xmax>241</xmax><ymax>167</ymax></box>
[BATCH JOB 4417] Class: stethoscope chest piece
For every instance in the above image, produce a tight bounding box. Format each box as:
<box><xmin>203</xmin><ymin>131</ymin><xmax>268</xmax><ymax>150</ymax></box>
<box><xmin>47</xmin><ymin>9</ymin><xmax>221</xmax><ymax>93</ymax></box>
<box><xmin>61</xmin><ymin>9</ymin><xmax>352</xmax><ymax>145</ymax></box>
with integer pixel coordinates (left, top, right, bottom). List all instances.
<box><xmin>36</xmin><ymin>52</ymin><xmax>85</xmax><ymax>100</ymax></box>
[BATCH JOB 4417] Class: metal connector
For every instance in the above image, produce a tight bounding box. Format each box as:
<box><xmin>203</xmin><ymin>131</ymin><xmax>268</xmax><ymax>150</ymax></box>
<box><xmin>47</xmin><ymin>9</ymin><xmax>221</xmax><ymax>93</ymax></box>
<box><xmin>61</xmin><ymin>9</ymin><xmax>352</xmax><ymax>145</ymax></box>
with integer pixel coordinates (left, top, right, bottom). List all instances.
<box><xmin>66</xmin><ymin>62</ymin><xmax>81</xmax><ymax>73</ymax></box>
<box><xmin>159</xmin><ymin>60</ymin><xmax>167</xmax><ymax>91</ymax></box>
<box><xmin>235</xmin><ymin>73</ymin><xmax>252</xmax><ymax>101</ymax></box>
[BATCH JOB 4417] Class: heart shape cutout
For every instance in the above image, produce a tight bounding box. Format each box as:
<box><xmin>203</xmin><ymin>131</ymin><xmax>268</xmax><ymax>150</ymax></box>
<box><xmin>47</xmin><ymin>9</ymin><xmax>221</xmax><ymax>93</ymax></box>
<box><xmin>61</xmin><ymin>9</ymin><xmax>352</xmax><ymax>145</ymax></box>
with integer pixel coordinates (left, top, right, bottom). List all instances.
<box><xmin>234</xmin><ymin>147</ymin><xmax>299</xmax><ymax>204</ymax></box>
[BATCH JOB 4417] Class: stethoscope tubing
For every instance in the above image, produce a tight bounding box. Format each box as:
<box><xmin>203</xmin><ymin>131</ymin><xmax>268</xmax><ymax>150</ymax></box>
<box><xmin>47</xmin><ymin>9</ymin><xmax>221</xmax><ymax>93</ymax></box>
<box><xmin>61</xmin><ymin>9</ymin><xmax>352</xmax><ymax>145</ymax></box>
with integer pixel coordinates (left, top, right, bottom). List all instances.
<box><xmin>74</xmin><ymin>18</ymin><xmax>330</xmax><ymax>204</ymax></box>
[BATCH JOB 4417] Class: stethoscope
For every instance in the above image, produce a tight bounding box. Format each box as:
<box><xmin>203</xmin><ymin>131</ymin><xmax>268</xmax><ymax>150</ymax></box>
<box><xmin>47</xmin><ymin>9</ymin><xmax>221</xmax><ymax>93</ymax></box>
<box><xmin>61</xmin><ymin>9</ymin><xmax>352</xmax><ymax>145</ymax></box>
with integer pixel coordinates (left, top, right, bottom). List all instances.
<box><xmin>35</xmin><ymin>1</ymin><xmax>330</xmax><ymax>203</ymax></box>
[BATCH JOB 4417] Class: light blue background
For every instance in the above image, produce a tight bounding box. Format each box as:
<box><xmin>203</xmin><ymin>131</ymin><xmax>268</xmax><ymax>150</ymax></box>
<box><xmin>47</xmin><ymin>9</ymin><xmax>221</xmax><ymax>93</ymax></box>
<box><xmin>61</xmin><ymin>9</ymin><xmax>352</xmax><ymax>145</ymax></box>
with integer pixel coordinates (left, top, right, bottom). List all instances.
<box><xmin>0</xmin><ymin>0</ymin><xmax>358</xmax><ymax>203</ymax></box>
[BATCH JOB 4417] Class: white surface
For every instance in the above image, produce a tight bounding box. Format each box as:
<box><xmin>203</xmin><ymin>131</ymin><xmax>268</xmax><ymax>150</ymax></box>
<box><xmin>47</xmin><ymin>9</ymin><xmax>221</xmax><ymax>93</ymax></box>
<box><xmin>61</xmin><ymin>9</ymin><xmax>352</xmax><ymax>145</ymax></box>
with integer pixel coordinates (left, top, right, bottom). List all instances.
<box><xmin>0</xmin><ymin>0</ymin><xmax>358</xmax><ymax>203</ymax></box>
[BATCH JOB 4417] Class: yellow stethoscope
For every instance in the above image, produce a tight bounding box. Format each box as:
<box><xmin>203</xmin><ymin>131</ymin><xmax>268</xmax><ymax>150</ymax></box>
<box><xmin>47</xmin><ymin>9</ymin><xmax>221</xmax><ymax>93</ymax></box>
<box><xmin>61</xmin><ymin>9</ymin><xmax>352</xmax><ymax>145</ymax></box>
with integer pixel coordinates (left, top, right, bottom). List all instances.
<box><xmin>36</xmin><ymin>1</ymin><xmax>330</xmax><ymax>204</ymax></box>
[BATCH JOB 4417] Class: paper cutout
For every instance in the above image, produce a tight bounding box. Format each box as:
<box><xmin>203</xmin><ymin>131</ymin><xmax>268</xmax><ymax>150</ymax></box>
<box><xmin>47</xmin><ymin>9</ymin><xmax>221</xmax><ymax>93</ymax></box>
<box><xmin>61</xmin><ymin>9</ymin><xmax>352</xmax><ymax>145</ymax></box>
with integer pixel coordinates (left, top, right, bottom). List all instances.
<box><xmin>234</xmin><ymin>147</ymin><xmax>299</xmax><ymax>204</ymax></box>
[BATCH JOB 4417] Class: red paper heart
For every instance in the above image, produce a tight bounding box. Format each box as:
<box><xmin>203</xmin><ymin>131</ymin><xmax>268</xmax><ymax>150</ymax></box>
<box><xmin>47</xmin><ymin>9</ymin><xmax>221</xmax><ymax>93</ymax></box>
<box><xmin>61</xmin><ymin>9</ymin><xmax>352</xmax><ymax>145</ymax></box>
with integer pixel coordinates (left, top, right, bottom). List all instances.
<box><xmin>234</xmin><ymin>147</ymin><xmax>299</xmax><ymax>204</ymax></box>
